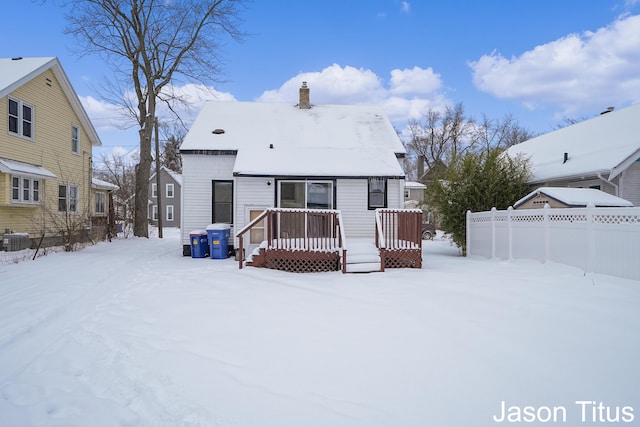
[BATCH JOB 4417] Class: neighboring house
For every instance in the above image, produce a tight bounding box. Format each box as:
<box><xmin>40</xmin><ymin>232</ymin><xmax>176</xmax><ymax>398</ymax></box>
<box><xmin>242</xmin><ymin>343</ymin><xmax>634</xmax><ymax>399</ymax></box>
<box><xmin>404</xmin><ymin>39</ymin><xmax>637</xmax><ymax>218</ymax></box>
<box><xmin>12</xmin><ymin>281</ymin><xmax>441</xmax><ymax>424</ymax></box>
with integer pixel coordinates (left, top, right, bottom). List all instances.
<box><xmin>0</xmin><ymin>57</ymin><xmax>102</xmax><ymax>249</ymax></box>
<box><xmin>505</xmin><ymin>103</ymin><xmax>640</xmax><ymax>206</ymax></box>
<box><xmin>92</xmin><ymin>177</ymin><xmax>119</xmax><ymax>238</ymax></box>
<box><xmin>148</xmin><ymin>166</ymin><xmax>182</xmax><ymax>227</ymax></box>
<box><xmin>404</xmin><ymin>181</ymin><xmax>426</xmax><ymax>209</ymax></box>
<box><xmin>513</xmin><ymin>187</ymin><xmax>634</xmax><ymax>210</ymax></box>
<box><xmin>179</xmin><ymin>83</ymin><xmax>408</xmax><ymax>258</ymax></box>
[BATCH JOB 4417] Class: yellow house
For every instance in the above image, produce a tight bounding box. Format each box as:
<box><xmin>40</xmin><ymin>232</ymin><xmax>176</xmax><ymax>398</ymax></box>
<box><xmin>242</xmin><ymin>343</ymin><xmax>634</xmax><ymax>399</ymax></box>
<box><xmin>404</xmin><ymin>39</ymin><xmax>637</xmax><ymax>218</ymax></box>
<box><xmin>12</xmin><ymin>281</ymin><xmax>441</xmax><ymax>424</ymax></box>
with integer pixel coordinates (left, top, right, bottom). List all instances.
<box><xmin>0</xmin><ymin>57</ymin><xmax>103</xmax><ymax>250</ymax></box>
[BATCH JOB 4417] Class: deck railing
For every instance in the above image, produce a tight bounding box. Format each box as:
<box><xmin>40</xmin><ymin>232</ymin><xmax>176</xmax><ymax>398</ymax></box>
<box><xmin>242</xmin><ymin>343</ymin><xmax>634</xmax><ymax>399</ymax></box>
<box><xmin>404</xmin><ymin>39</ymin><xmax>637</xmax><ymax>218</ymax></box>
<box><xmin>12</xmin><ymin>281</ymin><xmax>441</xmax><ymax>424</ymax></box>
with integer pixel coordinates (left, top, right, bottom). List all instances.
<box><xmin>236</xmin><ymin>208</ymin><xmax>347</xmax><ymax>270</ymax></box>
<box><xmin>375</xmin><ymin>208</ymin><xmax>423</xmax><ymax>271</ymax></box>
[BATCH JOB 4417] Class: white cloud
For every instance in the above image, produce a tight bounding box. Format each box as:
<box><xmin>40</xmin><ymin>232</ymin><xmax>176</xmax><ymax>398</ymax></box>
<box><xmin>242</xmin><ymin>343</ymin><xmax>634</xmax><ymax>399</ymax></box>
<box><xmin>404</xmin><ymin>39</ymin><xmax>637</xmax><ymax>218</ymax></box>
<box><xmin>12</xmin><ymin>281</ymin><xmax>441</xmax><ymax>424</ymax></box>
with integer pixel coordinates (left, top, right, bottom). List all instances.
<box><xmin>389</xmin><ymin>66</ymin><xmax>442</xmax><ymax>96</ymax></box>
<box><xmin>257</xmin><ymin>64</ymin><xmax>450</xmax><ymax>124</ymax></box>
<box><xmin>401</xmin><ymin>1</ymin><xmax>410</xmax><ymax>14</ymax></box>
<box><xmin>81</xmin><ymin>84</ymin><xmax>236</xmax><ymax>133</ymax></box>
<box><xmin>469</xmin><ymin>14</ymin><xmax>640</xmax><ymax>116</ymax></box>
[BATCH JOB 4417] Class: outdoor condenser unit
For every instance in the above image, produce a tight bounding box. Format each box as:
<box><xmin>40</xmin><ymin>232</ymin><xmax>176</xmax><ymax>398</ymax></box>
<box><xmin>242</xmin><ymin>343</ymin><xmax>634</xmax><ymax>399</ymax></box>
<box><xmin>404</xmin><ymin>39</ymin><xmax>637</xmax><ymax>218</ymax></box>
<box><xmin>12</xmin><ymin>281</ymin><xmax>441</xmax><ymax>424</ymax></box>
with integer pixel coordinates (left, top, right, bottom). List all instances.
<box><xmin>2</xmin><ymin>233</ymin><xmax>30</xmax><ymax>252</ymax></box>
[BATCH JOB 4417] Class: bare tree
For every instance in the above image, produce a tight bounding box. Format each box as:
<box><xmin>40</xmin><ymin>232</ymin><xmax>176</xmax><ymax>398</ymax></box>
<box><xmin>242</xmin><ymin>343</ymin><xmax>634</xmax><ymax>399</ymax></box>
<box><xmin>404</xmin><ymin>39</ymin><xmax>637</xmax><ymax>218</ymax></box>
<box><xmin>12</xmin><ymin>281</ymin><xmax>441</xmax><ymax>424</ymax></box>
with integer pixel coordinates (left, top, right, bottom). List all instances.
<box><xmin>96</xmin><ymin>151</ymin><xmax>138</xmax><ymax>231</ymax></box>
<box><xmin>405</xmin><ymin>102</ymin><xmax>475</xmax><ymax>178</ymax></box>
<box><xmin>61</xmin><ymin>0</ymin><xmax>247</xmax><ymax>237</ymax></box>
<box><xmin>473</xmin><ymin>113</ymin><xmax>536</xmax><ymax>154</ymax></box>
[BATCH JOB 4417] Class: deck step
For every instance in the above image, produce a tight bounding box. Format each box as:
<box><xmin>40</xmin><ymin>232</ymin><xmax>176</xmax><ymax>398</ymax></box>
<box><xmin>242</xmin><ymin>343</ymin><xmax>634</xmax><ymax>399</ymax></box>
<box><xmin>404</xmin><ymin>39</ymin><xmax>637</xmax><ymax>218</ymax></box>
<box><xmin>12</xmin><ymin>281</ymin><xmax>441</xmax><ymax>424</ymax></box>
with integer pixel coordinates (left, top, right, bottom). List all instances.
<box><xmin>342</xmin><ymin>240</ymin><xmax>381</xmax><ymax>273</ymax></box>
<box><xmin>344</xmin><ymin>253</ymin><xmax>381</xmax><ymax>264</ymax></box>
<box><xmin>345</xmin><ymin>262</ymin><xmax>382</xmax><ymax>273</ymax></box>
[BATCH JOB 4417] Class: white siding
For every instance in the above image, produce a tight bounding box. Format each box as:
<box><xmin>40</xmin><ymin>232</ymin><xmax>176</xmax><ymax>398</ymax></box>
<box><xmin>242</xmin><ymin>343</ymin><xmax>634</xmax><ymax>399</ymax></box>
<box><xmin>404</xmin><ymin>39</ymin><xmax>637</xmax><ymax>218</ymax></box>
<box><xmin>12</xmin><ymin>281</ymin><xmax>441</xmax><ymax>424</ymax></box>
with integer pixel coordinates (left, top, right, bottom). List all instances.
<box><xmin>621</xmin><ymin>161</ymin><xmax>640</xmax><ymax>206</ymax></box>
<box><xmin>336</xmin><ymin>178</ymin><xmax>404</xmax><ymax>239</ymax></box>
<box><xmin>234</xmin><ymin>177</ymin><xmax>275</xmax><ymax>247</ymax></box>
<box><xmin>181</xmin><ymin>154</ymin><xmax>235</xmax><ymax>245</ymax></box>
<box><xmin>336</xmin><ymin>179</ymin><xmax>374</xmax><ymax>238</ymax></box>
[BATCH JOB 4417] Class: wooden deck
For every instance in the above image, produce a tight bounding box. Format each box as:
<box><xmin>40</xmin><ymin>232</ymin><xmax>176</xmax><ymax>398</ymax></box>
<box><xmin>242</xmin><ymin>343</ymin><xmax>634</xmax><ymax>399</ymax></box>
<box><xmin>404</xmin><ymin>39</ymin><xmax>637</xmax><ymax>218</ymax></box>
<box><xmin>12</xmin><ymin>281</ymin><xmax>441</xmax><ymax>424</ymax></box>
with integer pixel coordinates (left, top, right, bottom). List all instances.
<box><xmin>237</xmin><ymin>208</ymin><xmax>422</xmax><ymax>273</ymax></box>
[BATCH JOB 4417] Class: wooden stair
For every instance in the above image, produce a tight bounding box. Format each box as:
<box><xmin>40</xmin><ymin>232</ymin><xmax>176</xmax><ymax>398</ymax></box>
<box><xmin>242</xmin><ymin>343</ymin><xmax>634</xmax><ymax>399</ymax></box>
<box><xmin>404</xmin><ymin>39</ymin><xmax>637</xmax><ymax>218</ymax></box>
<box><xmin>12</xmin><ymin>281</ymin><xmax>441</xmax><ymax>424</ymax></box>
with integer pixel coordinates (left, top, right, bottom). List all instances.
<box><xmin>342</xmin><ymin>240</ymin><xmax>381</xmax><ymax>273</ymax></box>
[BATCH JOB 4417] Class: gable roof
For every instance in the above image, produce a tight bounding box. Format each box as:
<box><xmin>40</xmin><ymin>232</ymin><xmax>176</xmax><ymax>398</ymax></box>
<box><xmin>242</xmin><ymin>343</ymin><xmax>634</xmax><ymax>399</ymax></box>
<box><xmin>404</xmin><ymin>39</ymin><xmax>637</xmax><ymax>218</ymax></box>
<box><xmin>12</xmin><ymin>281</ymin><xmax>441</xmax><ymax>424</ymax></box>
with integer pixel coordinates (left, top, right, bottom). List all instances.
<box><xmin>505</xmin><ymin>103</ymin><xmax>640</xmax><ymax>184</ymax></box>
<box><xmin>180</xmin><ymin>101</ymin><xmax>405</xmax><ymax>177</ymax></box>
<box><xmin>514</xmin><ymin>187</ymin><xmax>634</xmax><ymax>208</ymax></box>
<box><xmin>0</xmin><ymin>57</ymin><xmax>101</xmax><ymax>147</ymax></box>
<box><xmin>149</xmin><ymin>166</ymin><xmax>183</xmax><ymax>186</ymax></box>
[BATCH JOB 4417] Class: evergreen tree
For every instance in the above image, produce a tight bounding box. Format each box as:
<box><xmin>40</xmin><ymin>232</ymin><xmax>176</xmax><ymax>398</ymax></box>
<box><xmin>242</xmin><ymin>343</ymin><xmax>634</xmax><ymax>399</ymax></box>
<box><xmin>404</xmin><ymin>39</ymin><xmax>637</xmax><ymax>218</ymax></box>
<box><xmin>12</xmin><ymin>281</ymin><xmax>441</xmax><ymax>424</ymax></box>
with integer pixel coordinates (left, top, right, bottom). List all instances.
<box><xmin>427</xmin><ymin>149</ymin><xmax>530</xmax><ymax>254</ymax></box>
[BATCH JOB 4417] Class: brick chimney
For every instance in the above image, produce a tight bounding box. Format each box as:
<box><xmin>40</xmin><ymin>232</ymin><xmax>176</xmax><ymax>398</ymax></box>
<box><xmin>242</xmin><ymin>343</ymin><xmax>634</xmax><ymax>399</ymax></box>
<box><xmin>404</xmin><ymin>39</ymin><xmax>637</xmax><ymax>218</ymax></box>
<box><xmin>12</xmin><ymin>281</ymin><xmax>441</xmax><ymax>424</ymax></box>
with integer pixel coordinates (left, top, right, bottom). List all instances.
<box><xmin>299</xmin><ymin>81</ymin><xmax>311</xmax><ymax>109</ymax></box>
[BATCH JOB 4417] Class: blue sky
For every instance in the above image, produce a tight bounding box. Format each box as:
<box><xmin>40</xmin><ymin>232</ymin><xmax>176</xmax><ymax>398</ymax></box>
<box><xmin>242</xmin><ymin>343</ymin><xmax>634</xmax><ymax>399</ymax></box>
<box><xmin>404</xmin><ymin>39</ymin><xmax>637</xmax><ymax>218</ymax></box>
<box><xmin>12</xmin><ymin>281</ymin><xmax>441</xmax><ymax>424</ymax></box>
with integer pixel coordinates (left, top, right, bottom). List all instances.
<box><xmin>3</xmin><ymin>0</ymin><xmax>640</xmax><ymax>159</ymax></box>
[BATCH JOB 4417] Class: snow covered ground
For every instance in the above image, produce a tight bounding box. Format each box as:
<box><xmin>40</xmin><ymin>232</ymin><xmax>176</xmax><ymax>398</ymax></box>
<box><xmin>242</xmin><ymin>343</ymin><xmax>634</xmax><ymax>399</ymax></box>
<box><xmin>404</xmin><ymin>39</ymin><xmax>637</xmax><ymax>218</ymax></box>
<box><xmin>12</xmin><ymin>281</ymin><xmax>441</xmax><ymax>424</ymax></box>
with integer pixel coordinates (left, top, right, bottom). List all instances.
<box><xmin>1</xmin><ymin>228</ymin><xmax>639</xmax><ymax>426</ymax></box>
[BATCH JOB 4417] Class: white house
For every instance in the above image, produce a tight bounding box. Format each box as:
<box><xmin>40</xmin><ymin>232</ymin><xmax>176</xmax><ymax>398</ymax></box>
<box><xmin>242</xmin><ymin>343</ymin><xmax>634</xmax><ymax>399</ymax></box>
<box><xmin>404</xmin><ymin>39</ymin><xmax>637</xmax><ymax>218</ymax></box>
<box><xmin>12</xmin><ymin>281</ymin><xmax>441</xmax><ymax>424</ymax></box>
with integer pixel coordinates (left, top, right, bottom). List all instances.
<box><xmin>179</xmin><ymin>83</ymin><xmax>407</xmax><ymax>257</ymax></box>
<box><xmin>505</xmin><ymin>103</ymin><xmax>640</xmax><ymax>206</ymax></box>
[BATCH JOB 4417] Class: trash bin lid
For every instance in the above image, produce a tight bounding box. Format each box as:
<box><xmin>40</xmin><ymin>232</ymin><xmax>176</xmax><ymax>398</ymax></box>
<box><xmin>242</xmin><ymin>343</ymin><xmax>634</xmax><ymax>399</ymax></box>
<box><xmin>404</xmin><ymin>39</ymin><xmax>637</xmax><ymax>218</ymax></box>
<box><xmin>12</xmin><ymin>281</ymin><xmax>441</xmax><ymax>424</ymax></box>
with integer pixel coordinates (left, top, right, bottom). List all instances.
<box><xmin>189</xmin><ymin>229</ymin><xmax>207</xmax><ymax>235</ymax></box>
<box><xmin>206</xmin><ymin>223</ymin><xmax>231</xmax><ymax>230</ymax></box>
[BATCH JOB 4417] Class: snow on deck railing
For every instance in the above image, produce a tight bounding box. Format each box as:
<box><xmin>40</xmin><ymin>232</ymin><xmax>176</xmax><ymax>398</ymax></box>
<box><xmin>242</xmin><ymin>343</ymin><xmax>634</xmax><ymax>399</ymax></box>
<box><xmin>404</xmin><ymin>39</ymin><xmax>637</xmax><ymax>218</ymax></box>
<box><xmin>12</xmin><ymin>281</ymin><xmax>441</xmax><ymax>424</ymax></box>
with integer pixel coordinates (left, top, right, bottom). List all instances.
<box><xmin>375</xmin><ymin>208</ymin><xmax>423</xmax><ymax>250</ymax></box>
<box><xmin>236</xmin><ymin>208</ymin><xmax>346</xmax><ymax>270</ymax></box>
<box><xmin>467</xmin><ymin>205</ymin><xmax>640</xmax><ymax>281</ymax></box>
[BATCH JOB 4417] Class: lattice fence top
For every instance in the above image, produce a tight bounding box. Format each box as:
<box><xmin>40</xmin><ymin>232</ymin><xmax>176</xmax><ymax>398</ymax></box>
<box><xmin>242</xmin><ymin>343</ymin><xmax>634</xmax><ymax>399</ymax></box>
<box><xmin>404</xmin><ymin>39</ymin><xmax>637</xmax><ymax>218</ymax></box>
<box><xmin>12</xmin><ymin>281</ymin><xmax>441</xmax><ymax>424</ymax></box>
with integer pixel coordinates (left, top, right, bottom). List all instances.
<box><xmin>549</xmin><ymin>213</ymin><xmax>587</xmax><ymax>223</ymax></box>
<box><xmin>469</xmin><ymin>206</ymin><xmax>640</xmax><ymax>226</ymax></box>
<box><xmin>594</xmin><ymin>213</ymin><xmax>640</xmax><ymax>224</ymax></box>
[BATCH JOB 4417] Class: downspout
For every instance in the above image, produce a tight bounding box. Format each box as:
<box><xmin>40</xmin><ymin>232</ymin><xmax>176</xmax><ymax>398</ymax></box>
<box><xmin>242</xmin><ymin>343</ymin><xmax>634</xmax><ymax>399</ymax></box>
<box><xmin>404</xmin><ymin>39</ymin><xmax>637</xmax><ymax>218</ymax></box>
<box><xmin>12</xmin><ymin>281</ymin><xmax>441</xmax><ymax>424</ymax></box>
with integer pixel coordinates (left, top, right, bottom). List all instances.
<box><xmin>597</xmin><ymin>172</ymin><xmax>619</xmax><ymax>197</ymax></box>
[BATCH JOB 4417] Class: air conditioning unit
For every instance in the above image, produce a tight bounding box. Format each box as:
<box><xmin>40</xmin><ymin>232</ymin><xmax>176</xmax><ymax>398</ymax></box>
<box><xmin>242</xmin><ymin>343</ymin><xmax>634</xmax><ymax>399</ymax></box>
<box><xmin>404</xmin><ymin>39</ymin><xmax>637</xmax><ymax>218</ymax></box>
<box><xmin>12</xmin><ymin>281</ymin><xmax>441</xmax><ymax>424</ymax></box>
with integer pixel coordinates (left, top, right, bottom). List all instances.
<box><xmin>2</xmin><ymin>233</ymin><xmax>30</xmax><ymax>252</ymax></box>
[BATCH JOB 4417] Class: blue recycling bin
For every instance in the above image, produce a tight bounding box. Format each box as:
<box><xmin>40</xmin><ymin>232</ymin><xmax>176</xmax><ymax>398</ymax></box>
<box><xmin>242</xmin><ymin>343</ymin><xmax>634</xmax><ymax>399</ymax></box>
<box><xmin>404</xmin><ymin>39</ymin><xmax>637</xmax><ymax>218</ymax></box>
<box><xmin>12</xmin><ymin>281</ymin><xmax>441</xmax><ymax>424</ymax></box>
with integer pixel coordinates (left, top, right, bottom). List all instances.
<box><xmin>189</xmin><ymin>230</ymin><xmax>209</xmax><ymax>258</ymax></box>
<box><xmin>206</xmin><ymin>224</ymin><xmax>231</xmax><ymax>259</ymax></box>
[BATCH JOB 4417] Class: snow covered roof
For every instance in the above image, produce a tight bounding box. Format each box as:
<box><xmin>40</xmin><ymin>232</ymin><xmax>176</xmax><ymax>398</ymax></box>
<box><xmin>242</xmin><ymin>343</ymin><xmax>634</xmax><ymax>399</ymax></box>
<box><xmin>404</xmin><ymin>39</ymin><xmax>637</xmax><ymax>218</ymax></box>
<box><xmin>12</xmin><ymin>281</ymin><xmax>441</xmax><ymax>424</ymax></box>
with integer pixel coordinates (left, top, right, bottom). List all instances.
<box><xmin>514</xmin><ymin>187</ymin><xmax>634</xmax><ymax>208</ymax></box>
<box><xmin>0</xmin><ymin>57</ymin><xmax>101</xmax><ymax>147</ymax></box>
<box><xmin>0</xmin><ymin>157</ymin><xmax>57</xmax><ymax>179</ymax></box>
<box><xmin>505</xmin><ymin>103</ymin><xmax>640</xmax><ymax>183</ymax></box>
<box><xmin>150</xmin><ymin>166</ymin><xmax>183</xmax><ymax>186</ymax></box>
<box><xmin>92</xmin><ymin>178</ymin><xmax>119</xmax><ymax>191</ymax></box>
<box><xmin>405</xmin><ymin>181</ymin><xmax>426</xmax><ymax>189</ymax></box>
<box><xmin>180</xmin><ymin>101</ymin><xmax>405</xmax><ymax>177</ymax></box>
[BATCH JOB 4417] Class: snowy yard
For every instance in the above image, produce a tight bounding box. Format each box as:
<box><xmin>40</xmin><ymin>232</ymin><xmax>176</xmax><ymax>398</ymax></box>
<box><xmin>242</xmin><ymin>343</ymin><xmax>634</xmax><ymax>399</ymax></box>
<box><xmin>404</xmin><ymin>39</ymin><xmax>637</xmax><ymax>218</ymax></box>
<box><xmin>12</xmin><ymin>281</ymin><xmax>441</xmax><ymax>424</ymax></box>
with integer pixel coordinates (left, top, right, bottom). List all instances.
<box><xmin>1</xmin><ymin>229</ymin><xmax>639</xmax><ymax>426</ymax></box>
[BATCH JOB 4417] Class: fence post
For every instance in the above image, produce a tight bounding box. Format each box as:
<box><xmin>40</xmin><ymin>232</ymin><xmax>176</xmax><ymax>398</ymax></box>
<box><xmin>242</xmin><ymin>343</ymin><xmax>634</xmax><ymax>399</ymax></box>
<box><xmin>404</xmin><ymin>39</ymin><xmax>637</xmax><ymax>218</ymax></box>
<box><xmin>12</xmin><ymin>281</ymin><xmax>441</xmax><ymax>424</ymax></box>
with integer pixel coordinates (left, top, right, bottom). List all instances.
<box><xmin>586</xmin><ymin>203</ymin><xmax>595</xmax><ymax>275</ymax></box>
<box><xmin>543</xmin><ymin>203</ymin><xmax>550</xmax><ymax>263</ymax></box>
<box><xmin>507</xmin><ymin>206</ymin><xmax>513</xmax><ymax>260</ymax></box>
<box><xmin>466</xmin><ymin>210</ymin><xmax>471</xmax><ymax>257</ymax></box>
<box><xmin>491</xmin><ymin>207</ymin><xmax>496</xmax><ymax>259</ymax></box>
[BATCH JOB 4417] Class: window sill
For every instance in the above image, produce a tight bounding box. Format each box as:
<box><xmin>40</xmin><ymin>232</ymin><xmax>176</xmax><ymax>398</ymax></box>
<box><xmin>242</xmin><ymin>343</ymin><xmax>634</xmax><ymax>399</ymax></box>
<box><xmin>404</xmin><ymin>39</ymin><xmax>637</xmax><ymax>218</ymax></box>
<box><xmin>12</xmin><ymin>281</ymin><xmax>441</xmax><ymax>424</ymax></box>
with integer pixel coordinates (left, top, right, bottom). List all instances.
<box><xmin>7</xmin><ymin>201</ymin><xmax>41</xmax><ymax>208</ymax></box>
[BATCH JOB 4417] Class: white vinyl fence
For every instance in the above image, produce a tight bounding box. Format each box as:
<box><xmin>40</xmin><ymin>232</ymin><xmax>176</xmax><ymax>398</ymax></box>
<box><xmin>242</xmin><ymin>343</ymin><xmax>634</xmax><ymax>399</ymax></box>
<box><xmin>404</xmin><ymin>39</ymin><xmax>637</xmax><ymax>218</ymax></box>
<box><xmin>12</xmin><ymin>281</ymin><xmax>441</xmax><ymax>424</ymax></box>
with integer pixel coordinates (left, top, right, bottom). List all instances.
<box><xmin>466</xmin><ymin>205</ymin><xmax>640</xmax><ymax>281</ymax></box>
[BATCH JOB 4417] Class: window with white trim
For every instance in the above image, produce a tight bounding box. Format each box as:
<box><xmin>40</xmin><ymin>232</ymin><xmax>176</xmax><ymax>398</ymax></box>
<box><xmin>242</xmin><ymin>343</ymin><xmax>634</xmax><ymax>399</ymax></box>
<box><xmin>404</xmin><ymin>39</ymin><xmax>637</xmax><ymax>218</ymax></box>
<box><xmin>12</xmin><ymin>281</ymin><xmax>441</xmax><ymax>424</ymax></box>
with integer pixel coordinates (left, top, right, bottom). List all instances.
<box><xmin>11</xmin><ymin>176</ymin><xmax>40</xmax><ymax>204</ymax></box>
<box><xmin>152</xmin><ymin>205</ymin><xmax>158</xmax><ymax>221</ymax></box>
<box><xmin>151</xmin><ymin>183</ymin><xmax>157</xmax><ymax>198</ymax></box>
<box><xmin>95</xmin><ymin>192</ymin><xmax>106</xmax><ymax>213</ymax></box>
<box><xmin>8</xmin><ymin>97</ymin><xmax>33</xmax><ymax>139</ymax></box>
<box><xmin>368</xmin><ymin>177</ymin><xmax>387</xmax><ymax>209</ymax></box>
<box><xmin>166</xmin><ymin>183</ymin><xmax>174</xmax><ymax>198</ymax></box>
<box><xmin>72</xmin><ymin>125</ymin><xmax>79</xmax><ymax>154</ymax></box>
<box><xmin>166</xmin><ymin>205</ymin><xmax>174</xmax><ymax>221</ymax></box>
<box><xmin>58</xmin><ymin>184</ymin><xmax>78</xmax><ymax>212</ymax></box>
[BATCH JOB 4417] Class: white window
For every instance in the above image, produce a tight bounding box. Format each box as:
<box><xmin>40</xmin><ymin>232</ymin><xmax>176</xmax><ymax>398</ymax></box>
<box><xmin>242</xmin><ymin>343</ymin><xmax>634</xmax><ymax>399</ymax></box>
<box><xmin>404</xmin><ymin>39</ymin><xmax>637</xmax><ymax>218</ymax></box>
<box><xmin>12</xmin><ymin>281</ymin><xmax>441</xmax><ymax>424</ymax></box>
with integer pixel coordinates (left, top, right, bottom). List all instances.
<box><xmin>152</xmin><ymin>205</ymin><xmax>158</xmax><ymax>221</ymax></box>
<box><xmin>8</xmin><ymin>97</ymin><xmax>34</xmax><ymax>139</ymax></box>
<box><xmin>166</xmin><ymin>205</ymin><xmax>174</xmax><ymax>221</ymax></box>
<box><xmin>11</xmin><ymin>175</ymin><xmax>40</xmax><ymax>204</ymax></box>
<box><xmin>72</xmin><ymin>125</ymin><xmax>79</xmax><ymax>154</ymax></box>
<box><xmin>368</xmin><ymin>178</ymin><xmax>387</xmax><ymax>209</ymax></box>
<box><xmin>278</xmin><ymin>180</ymin><xmax>333</xmax><ymax>209</ymax></box>
<box><xmin>95</xmin><ymin>192</ymin><xmax>106</xmax><ymax>213</ymax></box>
<box><xmin>58</xmin><ymin>184</ymin><xmax>79</xmax><ymax>212</ymax></box>
<box><xmin>151</xmin><ymin>183</ymin><xmax>157</xmax><ymax>198</ymax></box>
<box><xmin>166</xmin><ymin>183</ymin><xmax>174</xmax><ymax>198</ymax></box>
